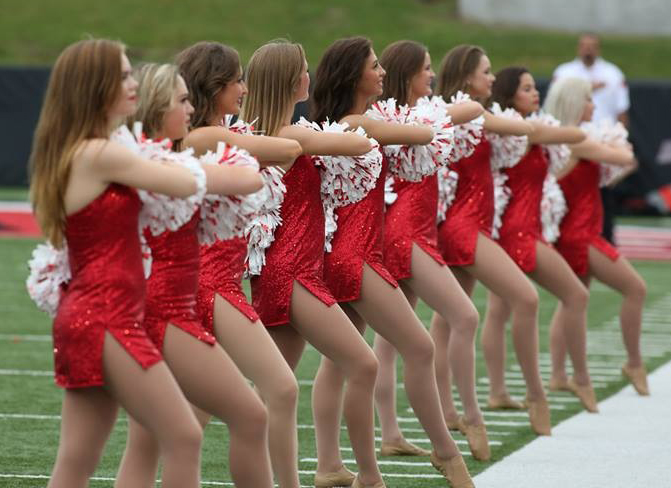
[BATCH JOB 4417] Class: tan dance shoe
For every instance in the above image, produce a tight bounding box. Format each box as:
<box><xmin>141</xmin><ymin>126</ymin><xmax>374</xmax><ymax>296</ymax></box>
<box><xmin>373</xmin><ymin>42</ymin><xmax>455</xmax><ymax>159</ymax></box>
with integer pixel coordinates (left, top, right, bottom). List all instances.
<box><xmin>526</xmin><ymin>398</ymin><xmax>552</xmax><ymax>435</ymax></box>
<box><xmin>622</xmin><ymin>363</ymin><xmax>650</xmax><ymax>396</ymax></box>
<box><xmin>457</xmin><ymin>417</ymin><xmax>491</xmax><ymax>461</ymax></box>
<box><xmin>351</xmin><ymin>475</ymin><xmax>386</xmax><ymax>488</ymax></box>
<box><xmin>568</xmin><ymin>377</ymin><xmax>599</xmax><ymax>413</ymax></box>
<box><xmin>487</xmin><ymin>394</ymin><xmax>526</xmax><ymax>410</ymax></box>
<box><xmin>379</xmin><ymin>437</ymin><xmax>431</xmax><ymax>456</ymax></box>
<box><xmin>314</xmin><ymin>465</ymin><xmax>356</xmax><ymax>488</ymax></box>
<box><xmin>430</xmin><ymin>451</ymin><xmax>475</xmax><ymax>488</ymax></box>
<box><xmin>445</xmin><ymin>415</ymin><xmax>462</xmax><ymax>431</ymax></box>
<box><xmin>548</xmin><ymin>376</ymin><xmax>573</xmax><ymax>392</ymax></box>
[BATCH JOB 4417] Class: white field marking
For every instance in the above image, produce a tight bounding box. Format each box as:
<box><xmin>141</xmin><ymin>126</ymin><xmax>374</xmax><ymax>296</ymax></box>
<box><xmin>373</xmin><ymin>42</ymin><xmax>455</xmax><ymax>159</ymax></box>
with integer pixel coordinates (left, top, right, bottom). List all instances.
<box><xmin>537</xmin><ymin>358</ymin><xmax>621</xmax><ymax>368</ymax></box>
<box><xmin>505</xmin><ymin>371</ymin><xmax>619</xmax><ymax>382</ymax></box>
<box><xmin>402</xmin><ymin>407</ymin><xmax>551</xmax><ymax>418</ymax></box>
<box><xmin>396</xmin><ymin>416</ymin><xmax>530</xmax><ymax>428</ymax></box>
<box><xmin>444</xmin><ymin>397</ymin><xmax>567</xmax><ymax>409</ymax></box>
<box><xmin>0</xmin><ymin>369</ymin><xmax>52</xmax><ymax>376</ymax></box>
<box><xmin>478</xmin><ymin>377</ymin><xmax>609</xmax><ymax>388</ymax></box>
<box><xmin>0</xmin><ymin>413</ymin><xmax>60</xmax><ymax>420</ymax></box>
<box><xmin>0</xmin><ymin>474</ymin><xmax>253</xmax><ymax>487</ymax></box>
<box><xmin>0</xmin><ymin>333</ymin><xmax>51</xmax><ymax>342</ymax></box>
<box><xmin>510</xmin><ymin>364</ymin><xmax>620</xmax><ymax>375</ymax></box>
<box><xmin>301</xmin><ymin>457</ymin><xmax>433</xmax><ymax>467</ymax></box>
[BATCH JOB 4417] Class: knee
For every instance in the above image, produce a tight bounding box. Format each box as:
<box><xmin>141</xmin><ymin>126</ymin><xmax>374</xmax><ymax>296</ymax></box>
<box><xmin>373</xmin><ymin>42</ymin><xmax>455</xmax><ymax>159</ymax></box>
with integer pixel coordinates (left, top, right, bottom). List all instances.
<box><xmin>267</xmin><ymin>375</ymin><xmax>299</xmax><ymax>412</ymax></box>
<box><xmin>163</xmin><ymin>419</ymin><xmax>203</xmax><ymax>460</ymax></box>
<box><xmin>513</xmin><ymin>288</ymin><xmax>539</xmax><ymax>316</ymax></box>
<box><xmin>454</xmin><ymin>305</ymin><xmax>479</xmax><ymax>339</ymax></box>
<box><xmin>58</xmin><ymin>445</ymin><xmax>102</xmax><ymax>478</ymax></box>
<box><xmin>352</xmin><ymin>351</ymin><xmax>379</xmax><ymax>387</ymax></box>
<box><xmin>626</xmin><ymin>277</ymin><xmax>647</xmax><ymax>303</ymax></box>
<box><xmin>570</xmin><ymin>285</ymin><xmax>590</xmax><ymax>310</ymax></box>
<box><xmin>410</xmin><ymin>333</ymin><xmax>436</xmax><ymax>365</ymax></box>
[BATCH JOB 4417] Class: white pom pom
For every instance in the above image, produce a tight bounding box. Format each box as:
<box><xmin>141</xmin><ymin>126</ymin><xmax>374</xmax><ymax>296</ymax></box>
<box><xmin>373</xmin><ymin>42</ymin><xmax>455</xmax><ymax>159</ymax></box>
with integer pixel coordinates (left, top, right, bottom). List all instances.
<box><xmin>527</xmin><ymin>112</ymin><xmax>572</xmax><ymax>175</ymax></box>
<box><xmin>491</xmin><ymin>170</ymin><xmax>511</xmax><ymax>239</ymax></box>
<box><xmin>436</xmin><ymin>167</ymin><xmax>459</xmax><ymax>223</ymax></box>
<box><xmin>323</xmin><ymin>202</ymin><xmax>338</xmax><ymax>252</ymax></box>
<box><xmin>26</xmin><ymin>242</ymin><xmax>71</xmax><ymax>317</ymax></box>
<box><xmin>224</xmin><ymin>116</ymin><xmax>257</xmax><ymax>135</ymax></box>
<box><xmin>486</xmin><ymin>103</ymin><xmax>528</xmax><ymax>170</ymax></box>
<box><xmin>295</xmin><ymin>118</ymin><xmax>383</xmax><ymax>208</ymax></box>
<box><xmin>244</xmin><ymin>166</ymin><xmax>287</xmax><ymax>275</ymax></box>
<box><xmin>449</xmin><ymin>91</ymin><xmax>484</xmax><ymax>162</ymax></box>
<box><xmin>384</xmin><ymin>176</ymin><xmax>398</xmax><ymax>206</ymax></box>
<box><xmin>540</xmin><ymin>174</ymin><xmax>567</xmax><ymax>243</ymax></box>
<box><xmin>198</xmin><ymin>142</ymin><xmax>261</xmax><ymax>245</ymax></box>
<box><xmin>581</xmin><ymin>120</ymin><xmax>630</xmax><ymax>186</ymax></box>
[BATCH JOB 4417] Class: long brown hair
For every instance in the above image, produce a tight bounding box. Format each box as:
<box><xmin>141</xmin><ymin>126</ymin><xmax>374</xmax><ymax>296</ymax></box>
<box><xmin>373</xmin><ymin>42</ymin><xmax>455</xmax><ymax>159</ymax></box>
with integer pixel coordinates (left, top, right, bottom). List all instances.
<box><xmin>380</xmin><ymin>40</ymin><xmax>428</xmax><ymax>106</ymax></box>
<box><xmin>491</xmin><ymin>66</ymin><xmax>529</xmax><ymax>110</ymax></box>
<box><xmin>311</xmin><ymin>36</ymin><xmax>372</xmax><ymax>123</ymax></box>
<box><xmin>436</xmin><ymin>44</ymin><xmax>485</xmax><ymax>101</ymax></box>
<box><xmin>241</xmin><ymin>40</ymin><xmax>305</xmax><ymax>137</ymax></box>
<box><xmin>176</xmin><ymin>41</ymin><xmax>240</xmax><ymax>128</ymax></box>
<box><xmin>29</xmin><ymin>39</ymin><xmax>125</xmax><ymax>247</ymax></box>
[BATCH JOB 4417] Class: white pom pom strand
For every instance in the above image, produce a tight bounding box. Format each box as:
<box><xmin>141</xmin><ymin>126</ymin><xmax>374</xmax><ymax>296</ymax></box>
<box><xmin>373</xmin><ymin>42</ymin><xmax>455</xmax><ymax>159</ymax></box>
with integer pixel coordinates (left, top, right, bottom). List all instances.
<box><xmin>486</xmin><ymin>103</ymin><xmax>528</xmax><ymax>170</ymax></box>
<box><xmin>540</xmin><ymin>174</ymin><xmax>567</xmax><ymax>243</ymax></box>
<box><xmin>26</xmin><ymin>242</ymin><xmax>71</xmax><ymax>317</ymax></box>
<box><xmin>436</xmin><ymin>167</ymin><xmax>459</xmax><ymax>223</ymax></box>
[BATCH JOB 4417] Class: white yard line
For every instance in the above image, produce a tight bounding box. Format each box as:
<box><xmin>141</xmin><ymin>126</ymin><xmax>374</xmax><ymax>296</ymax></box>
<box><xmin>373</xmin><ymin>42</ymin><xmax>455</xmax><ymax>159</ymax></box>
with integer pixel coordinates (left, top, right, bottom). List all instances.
<box><xmin>473</xmin><ymin>359</ymin><xmax>671</xmax><ymax>488</ymax></box>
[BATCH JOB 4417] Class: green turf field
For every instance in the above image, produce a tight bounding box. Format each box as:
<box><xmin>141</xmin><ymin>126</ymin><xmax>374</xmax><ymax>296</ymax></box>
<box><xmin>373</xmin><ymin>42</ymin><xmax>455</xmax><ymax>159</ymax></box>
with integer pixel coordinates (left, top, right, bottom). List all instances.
<box><xmin>1</xmin><ymin>224</ymin><xmax>671</xmax><ymax>486</ymax></box>
<box><xmin>3</xmin><ymin>0</ymin><xmax>671</xmax><ymax>79</ymax></box>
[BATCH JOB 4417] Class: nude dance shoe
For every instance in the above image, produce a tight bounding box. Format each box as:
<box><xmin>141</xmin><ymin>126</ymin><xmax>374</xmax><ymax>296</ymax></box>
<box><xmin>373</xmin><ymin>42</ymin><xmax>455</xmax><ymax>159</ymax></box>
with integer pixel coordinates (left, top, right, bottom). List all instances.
<box><xmin>457</xmin><ymin>417</ymin><xmax>491</xmax><ymax>461</ymax></box>
<box><xmin>526</xmin><ymin>398</ymin><xmax>551</xmax><ymax>436</ymax></box>
<box><xmin>487</xmin><ymin>394</ymin><xmax>526</xmax><ymax>410</ymax></box>
<box><xmin>430</xmin><ymin>451</ymin><xmax>475</xmax><ymax>488</ymax></box>
<box><xmin>314</xmin><ymin>465</ymin><xmax>356</xmax><ymax>487</ymax></box>
<box><xmin>351</xmin><ymin>475</ymin><xmax>386</xmax><ymax>488</ymax></box>
<box><xmin>379</xmin><ymin>437</ymin><xmax>431</xmax><ymax>456</ymax></box>
<box><xmin>568</xmin><ymin>377</ymin><xmax>599</xmax><ymax>413</ymax></box>
<box><xmin>547</xmin><ymin>376</ymin><xmax>573</xmax><ymax>392</ymax></box>
<box><xmin>445</xmin><ymin>414</ymin><xmax>463</xmax><ymax>431</ymax></box>
<box><xmin>622</xmin><ymin>363</ymin><xmax>650</xmax><ymax>396</ymax></box>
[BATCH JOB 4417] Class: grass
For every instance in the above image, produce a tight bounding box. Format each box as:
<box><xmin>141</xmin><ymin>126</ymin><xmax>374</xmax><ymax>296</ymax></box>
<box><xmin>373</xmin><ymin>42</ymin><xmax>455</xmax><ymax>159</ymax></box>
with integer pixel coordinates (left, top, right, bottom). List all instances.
<box><xmin>2</xmin><ymin>0</ymin><xmax>671</xmax><ymax>78</ymax></box>
<box><xmin>1</xmin><ymin>223</ymin><xmax>671</xmax><ymax>486</ymax></box>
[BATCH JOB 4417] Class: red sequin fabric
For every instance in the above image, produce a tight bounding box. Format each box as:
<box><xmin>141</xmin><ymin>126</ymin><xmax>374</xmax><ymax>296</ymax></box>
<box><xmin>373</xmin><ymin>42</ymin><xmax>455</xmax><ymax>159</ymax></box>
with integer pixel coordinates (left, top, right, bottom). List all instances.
<box><xmin>555</xmin><ymin>159</ymin><xmax>619</xmax><ymax>276</ymax></box>
<box><xmin>496</xmin><ymin>145</ymin><xmax>548</xmax><ymax>272</ymax></box>
<box><xmin>251</xmin><ymin>155</ymin><xmax>337</xmax><ymax>326</ymax></box>
<box><xmin>437</xmin><ymin>139</ymin><xmax>494</xmax><ymax>266</ymax></box>
<box><xmin>53</xmin><ymin>184</ymin><xmax>162</xmax><ymax>389</ymax></box>
<box><xmin>384</xmin><ymin>174</ymin><xmax>445</xmax><ymax>280</ymax></box>
<box><xmin>197</xmin><ymin>236</ymin><xmax>260</xmax><ymax>330</ymax></box>
<box><xmin>143</xmin><ymin>212</ymin><xmax>216</xmax><ymax>350</ymax></box>
<box><xmin>324</xmin><ymin>154</ymin><xmax>399</xmax><ymax>301</ymax></box>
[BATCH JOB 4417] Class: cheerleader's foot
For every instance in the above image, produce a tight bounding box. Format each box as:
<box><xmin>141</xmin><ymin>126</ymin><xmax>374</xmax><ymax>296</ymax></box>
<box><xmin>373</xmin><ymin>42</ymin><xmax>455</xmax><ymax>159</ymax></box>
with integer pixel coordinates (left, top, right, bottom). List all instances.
<box><xmin>379</xmin><ymin>437</ymin><xmax>431</xmax><ymax>456</ymax></box>
<box><xmin>622</xmin><ymin>363</ymin><xmax>649</xmax><ymax>396</ymax></box>
<box><xmin>568</xmin><ymin>377</ymin><xmax>599</xmax><ymax>413</ymax></box>
<box><xmin>445</xmin><ymin>413</ymin><xmax>462</xmax><ymax>431</ymax></box>
<box><xmin>314</xmin><ymin>465</ymin><xmax>356</xmax><ymax>487</ymax></box>
<box><xmin>487</xmin><ymin>394</ymin><xmax>526</xmax><ymax>410</ymax></box>
<box><xmin>526</xmin><ymin>397</ymin><xmax>552</xmax><ymax>436</ymax></box>
<box><xmin>430</xmin><ymin>452</ymin><xmax>475</xmax><ymax>488</ymax></box>
<box><xmin>548</xmin><ymin>375</ymin><xmax>572</xmax><ymax>392</ymax></box>
<box><xmin>458</xmin><ymin>417</ymin><xmax>491</xmax><ymax>461</ymax></box>
<box><xmin>351</xmin><ymin>475</ymin><xmax>386</xmax><ymax>488</ymax></box>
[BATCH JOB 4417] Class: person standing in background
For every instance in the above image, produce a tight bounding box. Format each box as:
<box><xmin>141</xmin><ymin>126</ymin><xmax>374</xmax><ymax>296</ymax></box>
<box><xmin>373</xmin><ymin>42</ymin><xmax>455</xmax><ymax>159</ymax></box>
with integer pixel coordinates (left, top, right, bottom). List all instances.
<box><xmin>553</xmin><ymin>33</ymin><xmax>631</xmax><ymax>243</ymax></box>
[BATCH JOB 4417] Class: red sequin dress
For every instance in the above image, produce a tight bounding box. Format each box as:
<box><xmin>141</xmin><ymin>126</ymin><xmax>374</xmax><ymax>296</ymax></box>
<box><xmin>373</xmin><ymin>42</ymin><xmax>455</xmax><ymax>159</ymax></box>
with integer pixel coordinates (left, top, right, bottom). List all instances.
<box><xmin>496</xmin><ymin>145</ymin><xmax>548</xmax><ymax>273</ymax></box>
<box><xmin>555</xmin><ymin>159</ymin><xmax>620</xmax><ymax>276</ymax></box>
<box><xmin>437</xmin><ymin>139</ymin><xmax>494</xmax><ymax>266</ymax></box>
<box><xmin>53</xmin><ymin>184</ymin><xmax>162</xmax><ymax>389</ymax></box>
<box><xmin>143</xmin><ymin>213</ymin><xmax>216</xmax><ymax>350</ymax></box>
<box><xmin>324</xmin><ymin>155</ymin><xmax>398</xmax><ymax>301</ymax></box>
<box><xmin>197</xmin><ymin>236</ymin><xmax>260</xmax><ymax>332</ymax></box>
<box><xmin>251</xmin><ymin>155</ymin><xmax>337</xmax><ymax>326</ymax></box>
<box><xmin>384</xmin><ymin>174</ymin><xmax>445</xmax><ymax>280</ymax></box>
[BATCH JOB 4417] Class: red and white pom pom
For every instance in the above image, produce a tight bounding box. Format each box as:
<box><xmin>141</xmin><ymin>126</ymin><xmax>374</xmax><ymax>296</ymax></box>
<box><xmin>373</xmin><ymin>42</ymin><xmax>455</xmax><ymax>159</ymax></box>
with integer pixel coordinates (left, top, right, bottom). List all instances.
<box><xmin>527</xmin><ymin>112</ymin><xmax>572</xmax><ymax>175</ymax></box>
<box><xmin>224</xmin><ymin>115</ymin><xmax>257</xmax><ymax>135</ymax></box>
<box><xmin>365</xmin><ymin>98</ymin><xmax>409</xmax><ymax>176</ymax></box>
<box><xmin>486</xmin><ymin>103</ymin><xmax>528</xmax><ymax>170</ymax></box>
<box><xmin>244</xmin><ymin>166</ymin><xmax>287</xmax><ymax>276</ymax></box>
<box><xmin>448</xmin><ymin>91</ymin><xmax>484</xmax><ymax>162</ymax></box>
<box><xmin>540</xmin><ymin>174</ymin><xmax>567</xmax><ymax>243</ymax></box>
<box><xmin>295</xmin><ymin>118</ymin><xmax>383</xmax><ymax>208</ymax></box>
<box><xmin>581</xmin><ymin>120</ymin><xmax>630</xmax><ymax>186</ymax></box>
<box><xmin>491</xmin><ymin>170</ymin><xmax>511</xmax><ymax>239</ymax></box>
<box><xmin>26</xmin><ymin>242</ymin><xmax>71</xmax><ymax>317</ymax></box>
<box><xmin>323</xmin><ymin>202</ymin><xmax>338</xmax><ymax>252</ymax></box>
<box><xmin>436</xmin><ymin>167</ymin><xmax>459</xmax><ymax>223</ymax></box>
<box><xmin>198</xmin><ymin>142</ymin><xmax>261</xmax><ymax>245</ymax></box>
<box><xmin>384</xmin><ymin>175</ymin><xmax>398</xmax><ymax>206</ymax></box>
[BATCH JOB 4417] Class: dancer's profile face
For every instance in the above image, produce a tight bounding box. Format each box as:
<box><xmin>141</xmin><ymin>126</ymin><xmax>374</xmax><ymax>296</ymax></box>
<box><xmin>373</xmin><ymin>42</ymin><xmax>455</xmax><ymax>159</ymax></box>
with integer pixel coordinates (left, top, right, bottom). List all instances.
<box><xmin>295</xmin><ymin>60</ymin><xmax>310</xmax><ymax>103</ymax></box>
<box><xmin>408</xmin><ymin>52</ymin><xmax>435</xmax><ymax>102</ymax></box>
<box><xmin>467</xmin><ymin>54</ymin><xmax>494</xmax><ymax>99</ymax></box>
<box><xmin>358</xmin><ymin>49</ymin><xmax>386</xmax><ymax>99</ymax></box>
<box><xmin>216</xmin><ymin>67</ymin><xmax>248</xmax><ymax>116</ymax></box>
<box><xmin>513</xmin><ymin>72</ymin><xmax>540</xmax><ymax>116</ymax></box>
<box><xmin>159</xmin><ymin>75</ymin><xmax>194</xmax><ymax>141</ymax></box>
<box><xmin>109</xmin><ymin>53</ymin><xmax>138</xmax><ymax>120</ymax></box>
<box><xmin>580</xmin><ymin>96</ymin><xmax>595</xmax><ymax>122</ymax></box>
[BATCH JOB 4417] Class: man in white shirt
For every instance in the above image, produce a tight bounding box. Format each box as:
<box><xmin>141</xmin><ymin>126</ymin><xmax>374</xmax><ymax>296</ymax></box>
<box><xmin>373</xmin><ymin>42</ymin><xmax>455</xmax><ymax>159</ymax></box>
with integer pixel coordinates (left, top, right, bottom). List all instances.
<box><xmin>553</xmin><ymin>33</ymin><xmax>630</xmax><ymax>125</ymax></box>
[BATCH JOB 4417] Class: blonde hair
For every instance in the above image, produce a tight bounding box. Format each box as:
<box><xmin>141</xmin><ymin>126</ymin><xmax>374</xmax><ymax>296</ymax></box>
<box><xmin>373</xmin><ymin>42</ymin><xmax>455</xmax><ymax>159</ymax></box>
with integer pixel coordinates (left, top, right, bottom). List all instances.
<box><xmin>29</xmin><ymin>39</ymin><xmax>125</xmax><ymax>248</ymax></box>
<box><xmin>241</xmin><ymin>40</ymin><xmax>305</xmax><ymax>136</ymax></box>
<box><xmin>130</xmin><ymin>63</ymin><xmax>181</xmax><ymax>140</ymax></box>
<box><xmin>543</xmin><ymin>77</ymin><xmax>592</xmax><ymax>126</ymax></box>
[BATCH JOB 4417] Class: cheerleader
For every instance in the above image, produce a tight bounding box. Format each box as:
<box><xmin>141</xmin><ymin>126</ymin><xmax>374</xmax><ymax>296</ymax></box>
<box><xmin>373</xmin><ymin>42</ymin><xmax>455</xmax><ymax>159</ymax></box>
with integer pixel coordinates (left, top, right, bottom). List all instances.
<box><xmin>241</xmin><ymin>40</ymin><xmax>386</xmax><ymax>488</ymax></box>
<box><xmin>483</xmin><ymin>67</ymin><xmax>597</xmax><ymax>413</ymax></box>
<box><xmin>176</xmin><ymin>42</ymin><xmax>305</xmax><ymax>488</ymax></box>
<box><xmin>370</xmin><ymin>40</ymin><xmax>490</xmax><ymax>461</ymax></box>
<box><xmin>543</xmin><ymin>77</ymin><xmax>646</xmax><ymax>395</ymax></box>
<box><xmin>113</xmin><ymin>63</ymin><xmax>277</xmax><ymax>488</ymax></box>
<box><xmin>310</xmin><ymin>37</ymin><xmax>475</xmax><ymax>487</ymax></box>
<box><xmin>430</xmin><ymin>45</ymin><xmax>554</xmax><ymax>435</ymax></box>
<box><xmin>29</xmin><ymin>40</ymin><xmax>203</xmax><ymax>488</ymax></box>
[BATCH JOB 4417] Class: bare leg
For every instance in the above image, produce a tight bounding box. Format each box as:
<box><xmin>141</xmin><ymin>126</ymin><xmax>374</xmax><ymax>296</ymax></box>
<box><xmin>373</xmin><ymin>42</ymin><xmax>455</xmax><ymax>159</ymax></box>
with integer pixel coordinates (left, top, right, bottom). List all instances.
<box><xmin>271</xmin><ymin>282</ymin><xmax>382</xmax><ymax>486</ymax></box>
<box><xmin>588</xmin><ymin>248</ymin><xmax>646</xmax><ymax>367</ymax></box>
<box><xmin>482</xmin><ymin>291</ymin><xmax>512</xmax><ymax>399</ymax></box>
<box><xmin>529</xmin><ymin>242</ymin><xmax>591</xmax><ymax>386</ymax></box>
<box><xmin>405</xmin><ymin>245</ymin><xmax>482</xmax><ymax>425</ymax></box>
<box><xmin>373</xmin><ymin>284</ymin><xmax>417</xmax><ymax>444</ymax></box>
